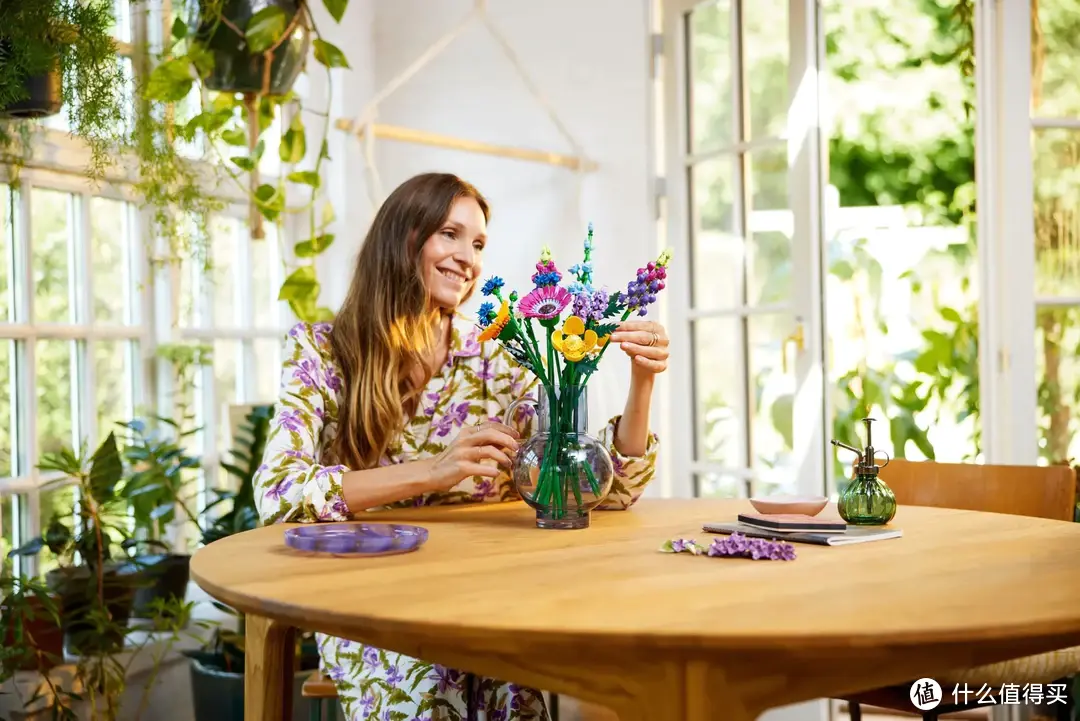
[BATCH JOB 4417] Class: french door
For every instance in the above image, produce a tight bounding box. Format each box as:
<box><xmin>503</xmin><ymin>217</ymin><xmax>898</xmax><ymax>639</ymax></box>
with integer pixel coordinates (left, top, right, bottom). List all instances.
<box><xmin>661</xmin><ymin>0</ymin><xmax>831</xmax><ymax>500</ymax></box>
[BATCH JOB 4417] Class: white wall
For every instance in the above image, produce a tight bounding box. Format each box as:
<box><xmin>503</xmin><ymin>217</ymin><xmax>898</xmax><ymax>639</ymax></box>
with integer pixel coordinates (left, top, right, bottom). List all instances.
<box><xmin>322</xmin><ymin>0</ymin><xmax>661</xmax><ymax>440</ymax></box>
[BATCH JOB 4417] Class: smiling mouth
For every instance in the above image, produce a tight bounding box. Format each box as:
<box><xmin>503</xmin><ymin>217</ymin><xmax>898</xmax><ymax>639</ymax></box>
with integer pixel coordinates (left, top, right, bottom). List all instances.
<box><xmin>439</xmin><ymin>269</ymin><xmax>469</xmax><ymax>284</ymax></box>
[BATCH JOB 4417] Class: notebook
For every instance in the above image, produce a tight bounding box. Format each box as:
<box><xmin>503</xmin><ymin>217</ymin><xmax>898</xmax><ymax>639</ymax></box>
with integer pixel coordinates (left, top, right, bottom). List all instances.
<box><xmin>736</xmin><ymin>513</ymin><xmax>847</xmax><ymax>533</ymax></box>
<box><xmin>702</xmin><ymin>521</ymin><xmax>903</xmax><ymax>546</ymax></box>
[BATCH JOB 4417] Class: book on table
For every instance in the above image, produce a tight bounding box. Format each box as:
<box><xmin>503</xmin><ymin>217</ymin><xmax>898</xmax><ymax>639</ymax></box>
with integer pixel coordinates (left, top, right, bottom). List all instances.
<box><xmin>702</xmin><ymin>518</ymin><xmax>903</xmax><ymax>546</ymax></box>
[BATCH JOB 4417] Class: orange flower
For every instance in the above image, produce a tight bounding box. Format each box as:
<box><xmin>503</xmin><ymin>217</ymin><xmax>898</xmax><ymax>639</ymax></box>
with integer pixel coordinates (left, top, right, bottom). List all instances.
<box><xmin>478</xmin><ymin>301</ymin><xmax>510</xmax><ymax>342</ymax></box>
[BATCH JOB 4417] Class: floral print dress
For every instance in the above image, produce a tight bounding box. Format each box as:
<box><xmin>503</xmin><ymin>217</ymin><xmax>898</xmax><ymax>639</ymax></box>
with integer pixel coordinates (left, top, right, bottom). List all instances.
<box><xmin>254</xmin><ymin>315</ymin><xmax>659</xmax><ymax>721</ymax></box>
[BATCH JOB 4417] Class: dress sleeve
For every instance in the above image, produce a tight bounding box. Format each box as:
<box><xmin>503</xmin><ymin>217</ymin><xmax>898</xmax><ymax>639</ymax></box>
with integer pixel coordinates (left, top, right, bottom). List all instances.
<box><xmin>254</xmin><ymin>323</ymin><xmax>351</xmax><ymax>524</ymax></box>
<box><xmin>596</xmin><ymin>415</ymin><xmax>659</xmax><ymax>510</ymax></box>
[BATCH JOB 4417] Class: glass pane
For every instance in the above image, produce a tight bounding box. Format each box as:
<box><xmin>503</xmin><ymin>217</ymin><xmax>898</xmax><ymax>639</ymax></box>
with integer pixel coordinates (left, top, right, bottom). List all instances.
<box><xmin>38</xmin><ymin>485</ymin><xmax>76</xmax><ymax>575</ymax></box>
<box><xmin>0</xmin><ymin>341</ymin><xmax>11</xmax><ymax>478</ymax></box>
<box><xmin>112</xmin><ymin>0</ymin><xmax>132</xmax><ymax>42</ymax></box>
<box><xmin>31</xmin><ymin>189</ymin><xmax>73</xmax><ymax>323</ymax></box>
<box><xmin>213</xmin><ymin>340</ymin><xmax>239</xmax><ymax>454</ymax></box>
<box><xmin>691</xmin><ymin>157</ymin><xmax>742</xmax><ymax>309</ymax></box>
<box><xmin>695</xmin><ymin>472</ymin><xmax>745</xmax><ymax>498</ymax></box>
<box><xmin>37</xmin><ymin>340</ymin><xmax>73</xmax><ymax>458</ymax></box>
<box><xmin>1033</xmin><ymin>129</ymin><xmax>1080</xmax><ymax>296</ymax></box>
<box><xmin>210</xmin><ymin>216</ymin><xmax>240</xmax><ymax>327</ymax></box>
<box><xmin>90</xmin><ymin>197</ymin><xmax>132</xmax><ymax>324</ymax></box>
<box><xmin>254</xmin><ymin>338</ymin><xmax>281</xmax><ymax>403</ymax></box>
<box><xmin>693</xmin><ymin>317</ymin><xmax>746</xmax><ymax>467</ymax></box>
<box><xmin>742</xmin><ymin>0</ymin><xmax>789</xmax><ymax>140</ymax></box>
<box><xmin>1035</xmin><ymin>306</ymin><xmax>1080</xmax><ymax>464</ymax></box>
<box><xmin>748</xmin><ymin>146</ymin><xmax>791</xmax><ymax>305</ymax></box>
<box><xmin>95</xmin><ymin>340</ymin><xmax>133</xmax><ymax>442</ymax></box>
<box><xmin>689</xmin><ymin>1</ymin><xmax>734</xmax><ymax>152</ymax></box>
<box><xmin>252</xmin><ymin>224</ymin><xmax>278</xmax><ymax>328</ymax></box>
<box><xmin>1</xmin><ymin>494</ymin><xmax>12</xmax><ymax>577</ymax></box>
<box><xmin>1032</xmin><ymin>0</ymin><xmax>1080</xmax><ymax>117</ymax></box>
<box><xmin>0</xmin><ymin>183</ymin><xmax>11</xmax><ymax>322</ymax></box>
<box><xmin>748</xmin><ymin>315</ymin><xmax>796</xmax><ymax>494</ymax></box>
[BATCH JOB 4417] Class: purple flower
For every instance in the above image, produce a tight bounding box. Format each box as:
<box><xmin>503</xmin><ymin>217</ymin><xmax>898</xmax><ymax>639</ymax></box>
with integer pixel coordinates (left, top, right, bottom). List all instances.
<box><xmin>324</xmin><ymin>367</ymin><xmax>342</xmax><ymax>393</ymax></box>
<box><xmin>385</xmin><ymin>665</ymin><xmax>403</xmax><ymax>686</ymax></box>
<box><xmin>433</xmin><ymin>401</ymin><xmax>470</xmax><ymax>437</ymax></box>
<box><xmin>362</xmin><ymin>647</ymin><xmax>379</xmax><ymax>668</ymax></box>
<box><xmin>265</xmin><ymin>478</ymin><xmax>293</xmax><ymax>501</ymax></box>
<box><xmin>429</xmin><ymin>665</ymin><xmax>462</xmax><ymax>693</ymax></box>
<box><xmin>328</xmin><ymin>664</ymin><xmax>346</xmax><ymax>681</ymax></box>
<box><xmin>331</xmin><ymin>497</ymin><xmax>349</xmax><ymax>516</ymax></box>
<box><xmin>361</xmin><ymin>693</ymin><xmax>376</xmax><ymax>713</ymax></box>
<box><xmin>276</xmin><ymin>408</ymin><xmax>305</xmax><ymax>433</ymax></box>
<box><xmin>476</xmin><ymin>356</ymin><xmax>495</xmax><ymax>381</ymax></box>
<box><xmin>624</xmin><ymin>261</ymin><xmax>668</xmax><ymax>316</ymax></box>
<box><xmin>472</xmin><ymin>479</ymin><xmax>496</xmax><ymax>500</ymax></box>
<box><xmin>705</xmin><ymin>533</ymin><xmax>795</xmax><ymax>561</ymax></box>
<box><xmin>292</xmin><ymin>357</ymin><xmax>322</xmax><ymax>389</ymax></box>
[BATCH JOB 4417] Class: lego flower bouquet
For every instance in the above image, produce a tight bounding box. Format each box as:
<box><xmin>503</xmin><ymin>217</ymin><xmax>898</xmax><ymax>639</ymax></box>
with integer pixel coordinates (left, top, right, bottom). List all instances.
<box><xmin>477</xmin><ymin>225</ymin><xmax>671</xmax><ymax>529</ymax></box>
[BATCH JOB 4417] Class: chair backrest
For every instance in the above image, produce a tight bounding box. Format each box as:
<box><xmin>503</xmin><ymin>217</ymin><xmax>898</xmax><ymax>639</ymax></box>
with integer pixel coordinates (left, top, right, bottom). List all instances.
<box><xmin>879</xmin><ymin>458</ymin><xmax>1076</xmax><ymax>522</ymax></box>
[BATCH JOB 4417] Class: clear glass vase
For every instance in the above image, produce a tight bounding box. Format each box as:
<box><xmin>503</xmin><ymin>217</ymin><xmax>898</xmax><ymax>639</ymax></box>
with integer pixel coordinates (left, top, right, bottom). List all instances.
<box><xmin>505</xmin><ymin>385</ymin><xmax>614</xmax><ymax>529</ymax></box>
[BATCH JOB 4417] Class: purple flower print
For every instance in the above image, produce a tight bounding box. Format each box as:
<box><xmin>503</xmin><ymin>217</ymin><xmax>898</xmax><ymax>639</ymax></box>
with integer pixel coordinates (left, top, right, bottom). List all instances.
<box><xmin>476</xmin><ymin>356</ymin><xmax>495</xmax><ymax>381</ymax></box>
<box><xmin>383</xmin><ymin>711</ymin><xmax>394</xmax><ymax>721</ymax></box>
<box><xmin>455</xmin><ymin>328</ymin><xmax>481</xmax><ymax>358</ymax></box>
<box><xmin>611</xmin><ymin>453</ymin><xmax>625</xmax><ymax>477</ymax></box>
<box><xmin>471</xmin><ymin>479</ymin><xmax>495</xmax><ymax>500</ymax></box>
<box><xmin>429</xmin><ymin>665</ymin><xmax>462</xmax><ymax>694</ymax></box>
<box><xmin>277</xmin><ymin>408</ymin><xmax>305</xmax><ymax>433</ymax></box>
<box><xmin>361</xmin><ymin>693</ymin><xmax>375</xmax><ymax>714</ymax></box>
<box><xmin>311</xmin><ymin>322</ymin><xmax>331</xmax><ymax>347</ymax></box>
<box><xmin>265</xmin><ymin>478</ymin><xmax>293</xmax><ymax>501</ymax></box>
<box><xmin>331</xmin><ymin>498</ymin><xmax>349</xmax><ymax>516</ymax></box>
<box><xmin>362</xmin><ymin>647</ymin><xmax>379</xmax><ymax>669</ymax></box>
<box><xmin>328</xmin><ymin>664</ymin><xmax>346</xmax><ymax>682</ymax></box>
<box><xmin>323</xmin><ymin>367</ymin><xmax>342</xmax><ymax>393</ymax></box>
<box><xmin>490</xmin><ymin>708</ymin><xmax>507</xmax><ymax>721</ymax></box>
<box><xmin>292</xmin><ymin>357</ymin><xmax>322</xmax><ymax>389</ymax></box>
<box><xmin>433</xmin><ymin>401</ymin><xmax>470</xmax><ymax>437</ymax></box>
<box><xmin>284</xmin><ymin>449</ymin><xmax>313</xmax><ymax>462</ymax></box>
<box><xmin>314</xmin><ymin>465</ymin><xmax>346</xmax><ymax>484</ymax></box>
<box><xmin>385</xmin><ymin>665</ymin><xmax>404</xmax><ymax>686</ymax></box>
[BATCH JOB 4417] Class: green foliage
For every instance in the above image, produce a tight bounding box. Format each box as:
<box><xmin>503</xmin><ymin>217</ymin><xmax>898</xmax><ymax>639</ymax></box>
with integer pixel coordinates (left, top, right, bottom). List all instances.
<box><xmin>0</xmin><ymin>0</ymin><xmax>126</xmax><ymax>178</ymax></box>
<box><xmin>201</xmin><ymin>404</ymin><xmax>272</xmax><ymax>545</ymax></box>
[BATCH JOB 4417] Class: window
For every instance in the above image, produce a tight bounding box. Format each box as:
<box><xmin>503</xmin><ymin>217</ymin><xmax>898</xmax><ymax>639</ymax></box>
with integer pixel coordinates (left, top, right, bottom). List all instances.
<box><xmin>0</xmin><ymin>3</ymin><xmax>295</xmax><ymax>576</ymax></box>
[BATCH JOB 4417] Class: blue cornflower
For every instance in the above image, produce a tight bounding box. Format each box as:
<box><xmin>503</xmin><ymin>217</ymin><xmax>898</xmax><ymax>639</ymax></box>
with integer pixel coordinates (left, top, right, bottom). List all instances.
<box><xmin>481</xmin><ymin>276</ymin><xmax>504</xmax><ymax>296</ymax></box>
<box><xmin>477</xmin><ymin>301</ymin><xmax>495</xmax><ymax>327</ymax></box>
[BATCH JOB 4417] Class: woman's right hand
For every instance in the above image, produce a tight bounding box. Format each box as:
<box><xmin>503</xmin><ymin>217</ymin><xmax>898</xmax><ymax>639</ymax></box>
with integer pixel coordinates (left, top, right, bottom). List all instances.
<box><xmin>423</xmin><ymin>421</ymin><xmax>521</xmax><ymax>491</ymax></box>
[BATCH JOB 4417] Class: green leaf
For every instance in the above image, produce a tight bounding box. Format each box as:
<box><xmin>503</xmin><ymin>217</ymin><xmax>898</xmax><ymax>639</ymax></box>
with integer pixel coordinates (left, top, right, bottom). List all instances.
<box><xmin>221</xmin><ymin>127</ymin><xmax>248</xmax><ymax>146</ymax></box>
<box><xmin>278</xmin><ymin>265</ymin><xmax>319</xmax><ymax>302</ymax></box>
<box><xmin>287</xmin><ymin>170</ymin><xmax>321</xmax><ymax>188</ymax></box>
<box><xmin>322</xmin><ymin>0</ymin><xmax>349</xmax><ymax>22</ymax></box>
<box><xmin>145</xmin><ymin>58</ymin><xmax>194</xmax><ymax>103</ymax></box>
<box><xmin>294</xmin><ymin>234</ymin><xmax>335</xmax><ymax>257</ymax></box>
<box><xmin>230</xmin><ymin>156</ymin><xmax>256</xmax><ymax>172</ymax></box>
<box><xmin>279</xmin><ymin>113</ymin><xmax>307</xmax><ymax>164</ymax></box>
<box><xmin>940</xmin><ymin>306</ymin><xmax>962</xmax><ymax>323</ymax></box>
<box><xmin>254</xmin><ymin>184</ymin><xmax>284</xmax><ymax>222</ymax></box>
<box><xmin>313</xmin><ymin>39</ymin><xmax>350</xmax><ymax>68</ymax></box>
<box><xmin>89</xmin><ymin>432</ymin><xmax>123</xmax><ymax>504</ymax></box>
<box><xmin>171</xmin><ymin>17</ymin><xmax>188</xmax><ymax>40</ymax></box>
<box><xmin>245</xmin><ymin>6</ymin><xmax>289</xmax><ymax>53</ymax></box>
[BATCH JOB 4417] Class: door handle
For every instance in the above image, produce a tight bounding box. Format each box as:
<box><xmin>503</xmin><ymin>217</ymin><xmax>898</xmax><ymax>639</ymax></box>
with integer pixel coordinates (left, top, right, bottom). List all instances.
<box><xmin>782</xmin><ymin>317</ymin><xmax>805</xmax><ymax>374</ymax></box>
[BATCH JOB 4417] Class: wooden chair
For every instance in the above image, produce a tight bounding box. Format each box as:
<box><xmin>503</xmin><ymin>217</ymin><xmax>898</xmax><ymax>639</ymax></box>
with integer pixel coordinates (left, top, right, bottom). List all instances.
<box><xmin>841</xmin><ymin>459</ymin><xmax>1079</xmax><ymax>721</ymax></box>
<box><xmin>301</xmin><ymin>672</ymin><xmax>341</xmax><ymax>721</ymax></box>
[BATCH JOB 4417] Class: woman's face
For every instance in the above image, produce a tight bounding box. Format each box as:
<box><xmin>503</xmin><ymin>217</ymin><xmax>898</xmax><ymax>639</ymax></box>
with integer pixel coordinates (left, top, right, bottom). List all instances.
<box><xmin>420</xmin><ymin>196</ymin><xmax>487</xmax><ymax>310</ymax></box>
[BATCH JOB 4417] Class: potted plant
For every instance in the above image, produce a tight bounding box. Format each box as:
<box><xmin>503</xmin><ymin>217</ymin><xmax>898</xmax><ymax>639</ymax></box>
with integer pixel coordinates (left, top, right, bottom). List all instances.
<box><xmin>1</xmin><ymin>574</ymin><xmax>64</xmax><ymax>674</ymax></box>
<box><xmin>117</xmin><ymin>416</ymin><xmax>204</xmax><ymax>620</ymax></box>
<box><xmin>0</xmin><ymin>0</ymin><xmax>126</xmax><ymax>177</ymax></box>
<box><xmin>137</xmin><ymin>0</ymin><xmax>352</xmax><ymax>323</ymax></box>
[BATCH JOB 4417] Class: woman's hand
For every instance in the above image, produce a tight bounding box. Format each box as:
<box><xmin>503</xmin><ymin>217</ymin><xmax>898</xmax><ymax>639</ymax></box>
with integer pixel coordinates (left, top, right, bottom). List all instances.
<box><xmin>609</xmin><ymin>320</ymin><xmax>669</xmax><ymax>375</ymax></box>
<box><xmin>422</xmin><ymin>421</ymin><xmax>521</xmax><ymax>491</ymax></box>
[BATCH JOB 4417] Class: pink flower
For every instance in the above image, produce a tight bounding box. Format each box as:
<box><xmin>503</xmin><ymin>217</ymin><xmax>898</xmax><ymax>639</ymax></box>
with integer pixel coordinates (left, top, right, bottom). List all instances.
<box><xmin>517</xmin><ymin>285</ymin><xmax>571</xmax><ymax>319</ymax></box>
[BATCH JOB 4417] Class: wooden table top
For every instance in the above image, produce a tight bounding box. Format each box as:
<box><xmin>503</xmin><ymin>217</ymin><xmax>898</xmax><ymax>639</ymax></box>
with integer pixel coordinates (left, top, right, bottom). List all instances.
<box><xmin>190</xmin><ymin>498</ymin><xmax>1080</xmax><ymax>656</ymax></box>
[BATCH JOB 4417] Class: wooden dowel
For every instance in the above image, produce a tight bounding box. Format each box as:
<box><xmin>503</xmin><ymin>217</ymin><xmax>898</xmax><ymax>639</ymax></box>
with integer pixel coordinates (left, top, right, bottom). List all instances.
<box><xmin>334</xmin><ymin>118</ymin><xmax>598</xmax><ymax>172</ymax></box>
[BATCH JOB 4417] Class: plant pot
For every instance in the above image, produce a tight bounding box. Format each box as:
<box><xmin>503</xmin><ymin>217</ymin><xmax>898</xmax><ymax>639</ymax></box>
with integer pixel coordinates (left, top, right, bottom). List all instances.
<box><xmin>0</xmin><ymin>58</ymin><xmax>63</xmax><ymax>119</ymax></box>
<box><xmin>45</xmin><ymin>563</ymin><xmax>138</xmax><ymax>656</ymax></box>
<box><xmin>1</xmin><ymin>593</ymin><xmax>65</xmax><ymax>671</ymax></box>
<box><xmin>129</xmin><ymin>553</ymin><xmax>191</xmax><ymax>619</ymax></box>
<box><xmin>187</xmin><ymin>656</ymin><xmax>328</xmax><ymax>721</ymax></box>
<box><xmin>188</xmin><ymin>0</ymin><xmax>311</xmax><ymax>95</ymax></box>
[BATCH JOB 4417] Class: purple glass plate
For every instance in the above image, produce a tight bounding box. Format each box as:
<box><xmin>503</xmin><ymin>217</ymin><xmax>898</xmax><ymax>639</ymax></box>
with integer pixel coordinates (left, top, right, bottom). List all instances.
<box><xmin>284</xmin><ymin>523</ymin><xmax>429</xmax><ymax>557</ymax></box>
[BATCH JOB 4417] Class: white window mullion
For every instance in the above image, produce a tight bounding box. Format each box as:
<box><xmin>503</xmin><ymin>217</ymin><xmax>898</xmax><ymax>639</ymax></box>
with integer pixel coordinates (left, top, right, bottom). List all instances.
<box><xmin>237</xmin><ymin>221</ymin><xmax>255</xmax><ymax>401</ymax></box>
<box><xmin>77</xmin><ymin>194</ymin><xmax>96</xmax><ymax>447</ymax></box>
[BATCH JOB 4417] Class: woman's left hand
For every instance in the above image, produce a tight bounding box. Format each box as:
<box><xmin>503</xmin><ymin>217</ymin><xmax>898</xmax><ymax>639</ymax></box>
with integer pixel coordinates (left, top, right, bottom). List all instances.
<box><xmin>609</xmin><ymin>321</ymin><xmax>669</xmax><ymax>375</ymax></box>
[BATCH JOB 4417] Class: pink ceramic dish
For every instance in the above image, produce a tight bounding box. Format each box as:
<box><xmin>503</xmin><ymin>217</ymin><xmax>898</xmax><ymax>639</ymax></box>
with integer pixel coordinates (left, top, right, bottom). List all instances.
<box><xmin>748</xmin><ymin>495</ymin><xmax>829</xmax><ymax>516</ymax></box>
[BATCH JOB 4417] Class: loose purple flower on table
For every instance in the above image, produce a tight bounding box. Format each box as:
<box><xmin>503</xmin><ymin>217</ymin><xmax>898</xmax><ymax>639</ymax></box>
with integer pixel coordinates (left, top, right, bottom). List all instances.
<box><xmin>706</xmin><ymin>533</ymin><xmax>796</xmax><ymax>561</ymax></box>
<box><xmin>659</xmin><ymin>538</ymin><xmax>704</xmax><ymax>555</ymax></box>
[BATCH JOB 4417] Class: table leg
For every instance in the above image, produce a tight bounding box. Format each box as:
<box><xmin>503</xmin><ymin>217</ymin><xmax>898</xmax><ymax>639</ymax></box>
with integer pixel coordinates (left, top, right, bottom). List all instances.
<box><xmin>608</xmin><ymin>662</ymin><xmax>761</xmax><ymax>721</ymax></box>
<box><xmin>245</xmin><ymin>613</ymin><xmax>296</xmax><ymax>721</ymax></box>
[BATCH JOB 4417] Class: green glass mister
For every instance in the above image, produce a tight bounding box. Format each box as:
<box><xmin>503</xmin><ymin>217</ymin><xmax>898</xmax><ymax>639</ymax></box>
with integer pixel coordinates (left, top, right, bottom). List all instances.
<box><xmin>830</xmin><ymin>417</ymin><xmax>897</xmax><ymax>525</ymax></box>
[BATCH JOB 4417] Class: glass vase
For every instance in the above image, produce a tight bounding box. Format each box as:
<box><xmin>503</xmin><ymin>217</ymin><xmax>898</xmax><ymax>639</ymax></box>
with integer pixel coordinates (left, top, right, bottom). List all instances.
<box><xmin>838</xmin><ymin>473</ymin><xmax>897</xmax><ymax>525</ymax></box>
<box><xmin>505</xmin><ymin>385</ymin><xmax>614</xmax><ymax>529</ymax></box>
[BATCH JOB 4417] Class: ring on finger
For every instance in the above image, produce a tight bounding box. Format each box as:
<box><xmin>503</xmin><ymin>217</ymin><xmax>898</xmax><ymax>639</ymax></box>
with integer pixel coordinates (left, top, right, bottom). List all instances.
<box><xmin>648</xmin><ymin>331</ymin><xmax>659</xmax><ymax>347</ymax></box>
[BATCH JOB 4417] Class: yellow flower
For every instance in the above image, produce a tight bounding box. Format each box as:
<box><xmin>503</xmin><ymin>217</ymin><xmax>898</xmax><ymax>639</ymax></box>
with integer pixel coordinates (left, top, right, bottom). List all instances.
<box><xmin>478</xmin><ymin>301</ymin><xmax>510</xmax><ymax>342</ymax></box>
<box><xmin>551</xmin><ymin>315</ymin><xmax>599</xmax><ymax>362</ymax></box>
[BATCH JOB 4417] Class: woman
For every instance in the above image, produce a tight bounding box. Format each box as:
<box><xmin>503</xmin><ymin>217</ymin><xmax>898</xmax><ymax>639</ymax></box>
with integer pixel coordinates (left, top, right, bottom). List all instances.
<box><xmin>254</xmin><ymin>172</ymin><xmax>668</xmax><ymax>721</ymax></box>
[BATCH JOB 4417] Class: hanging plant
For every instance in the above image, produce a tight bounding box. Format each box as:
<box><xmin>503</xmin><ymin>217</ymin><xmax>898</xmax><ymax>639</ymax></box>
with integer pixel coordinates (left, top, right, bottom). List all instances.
<box><xmin>138</xmin><ymin>0</ymin><xmax>351</xmax><ymax>323</ymax></box>
<box><xmin>0</xmin><ymin>0</ymin><xmax>126</xmax><ymax>178</ymax></box>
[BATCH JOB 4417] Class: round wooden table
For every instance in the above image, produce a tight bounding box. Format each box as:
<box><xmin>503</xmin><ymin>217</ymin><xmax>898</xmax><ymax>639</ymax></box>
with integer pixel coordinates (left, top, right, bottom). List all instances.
<box><xmin>190</xmin><ymin>499</ymin><xmax>1080</xmax><ymax>721</ymax></box>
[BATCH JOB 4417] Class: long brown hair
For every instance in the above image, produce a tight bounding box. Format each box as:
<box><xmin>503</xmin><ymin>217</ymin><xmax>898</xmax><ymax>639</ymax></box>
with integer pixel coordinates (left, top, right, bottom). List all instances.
<box><xmin>328</xmin><ymin>173</ymin><xmax>490</xmax><ymax>470</ymax></box>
